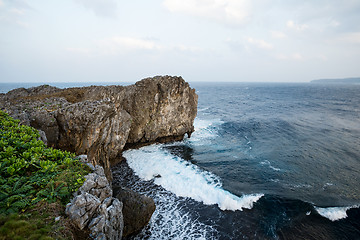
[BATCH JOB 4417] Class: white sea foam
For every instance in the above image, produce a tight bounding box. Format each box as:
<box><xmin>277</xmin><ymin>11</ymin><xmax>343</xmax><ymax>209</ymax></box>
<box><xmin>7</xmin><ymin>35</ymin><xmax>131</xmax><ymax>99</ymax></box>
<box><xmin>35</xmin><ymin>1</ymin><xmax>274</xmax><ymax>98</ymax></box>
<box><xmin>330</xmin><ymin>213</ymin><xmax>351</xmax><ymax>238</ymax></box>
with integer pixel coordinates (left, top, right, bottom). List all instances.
<box><xmin>198</xmin><ymin>107</ymin><xmax>209</xmax><ymax>112</ymax></box>
<box><xmin>124</xmin><ymin>144</ymin><xmax>263</xmax><ymax>211</ymax></box>
<box><xmin>315</xmin><ymin>205</ymin><xmax>359</xmax><ymax>221</ymax></box>
<box><xmin>132</xmin><ymin>190</ymin><xmax>215</xmax><ymax>240</ymax></box>
<box><xmin>186</xmin><ymin>118</ymin><xmax>223</xmax><ymax>145</ymax></box>
<box><xmin>260</xmin><ymin>160</ymin><xmax>281</xmax><ymax>171</ymax></box>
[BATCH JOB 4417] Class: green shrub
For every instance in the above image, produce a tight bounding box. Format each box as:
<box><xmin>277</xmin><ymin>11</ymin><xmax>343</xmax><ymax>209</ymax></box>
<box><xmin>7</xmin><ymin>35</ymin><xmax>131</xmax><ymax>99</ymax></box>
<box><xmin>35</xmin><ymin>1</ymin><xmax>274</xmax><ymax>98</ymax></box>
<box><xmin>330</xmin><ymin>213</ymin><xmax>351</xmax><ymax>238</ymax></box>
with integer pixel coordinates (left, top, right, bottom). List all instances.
<box><xmin>0</xmin><ymin>110</ymin><xmax>91</xmax><ymax>238</ymax></box>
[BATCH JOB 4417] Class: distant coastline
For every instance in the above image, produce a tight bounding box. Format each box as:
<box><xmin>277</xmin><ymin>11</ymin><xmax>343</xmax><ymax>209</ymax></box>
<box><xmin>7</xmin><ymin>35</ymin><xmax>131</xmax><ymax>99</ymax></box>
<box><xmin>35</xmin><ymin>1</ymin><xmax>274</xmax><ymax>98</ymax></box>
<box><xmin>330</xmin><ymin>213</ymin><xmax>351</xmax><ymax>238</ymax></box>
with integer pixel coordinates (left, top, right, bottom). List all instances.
<box><xmin>311</xmin><ymin>77</ymin><xmax>360</xmax><ymax>84</ymax></box>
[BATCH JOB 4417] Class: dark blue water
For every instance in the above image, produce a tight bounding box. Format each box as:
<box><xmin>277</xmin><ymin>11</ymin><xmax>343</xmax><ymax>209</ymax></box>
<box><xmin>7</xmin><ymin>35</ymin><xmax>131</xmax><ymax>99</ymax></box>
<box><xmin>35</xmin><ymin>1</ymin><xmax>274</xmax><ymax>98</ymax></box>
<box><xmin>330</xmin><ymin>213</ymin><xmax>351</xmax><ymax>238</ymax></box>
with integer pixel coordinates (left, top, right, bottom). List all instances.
<box><xmin>116</xmin><ymin>82</ymin><xmax>360</xmax><ymax>239</ymax></box>
<box><xmin>193</xmin><ymin>83</ymin><xmax>360</xmax><ymax>206</ymax></box>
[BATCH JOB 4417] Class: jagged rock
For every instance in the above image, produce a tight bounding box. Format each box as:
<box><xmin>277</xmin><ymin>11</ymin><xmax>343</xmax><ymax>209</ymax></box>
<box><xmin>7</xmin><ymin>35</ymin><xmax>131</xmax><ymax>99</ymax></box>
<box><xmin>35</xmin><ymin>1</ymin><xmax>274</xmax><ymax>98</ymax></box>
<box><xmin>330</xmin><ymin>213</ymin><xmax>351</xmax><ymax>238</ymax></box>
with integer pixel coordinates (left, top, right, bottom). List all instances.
<box><xmin>29</xmin><ymin>110</ymin><xmax>59</xmax><ymax>145</ymax></box>
<box><xmin>66</xmin><ymin>166</ymin><xmax>123</xmax><ymax>240</ymax></box>
<box><xmin>121</xmin><ymin>76</ymin><xmax>198</xmax><ymax>145</ymax></box>
<box><xmin>66</xmin><ymin>192</ymin><xmax>101</xmax><ymax>230</ymax></box>
<box><xmin>113</xmin><ymin>186</ymin><xmax>156</xmax><ymax>237</ymax></box>
<box><xmin>0</xmin><ymin>75</ymin><xmax>198</xmax><ymax>180</ymax></box>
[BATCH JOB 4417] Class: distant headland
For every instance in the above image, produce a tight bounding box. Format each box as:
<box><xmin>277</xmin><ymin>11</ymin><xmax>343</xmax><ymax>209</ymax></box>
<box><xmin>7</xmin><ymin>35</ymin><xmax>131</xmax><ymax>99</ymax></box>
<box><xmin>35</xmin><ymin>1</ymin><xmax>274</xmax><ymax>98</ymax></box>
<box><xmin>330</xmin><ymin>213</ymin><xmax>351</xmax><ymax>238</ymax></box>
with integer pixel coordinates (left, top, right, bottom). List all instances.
<box><xmin>311</xmin><ymin>77</ymin><xmax>360</xmax><ymax>84</ymax></box>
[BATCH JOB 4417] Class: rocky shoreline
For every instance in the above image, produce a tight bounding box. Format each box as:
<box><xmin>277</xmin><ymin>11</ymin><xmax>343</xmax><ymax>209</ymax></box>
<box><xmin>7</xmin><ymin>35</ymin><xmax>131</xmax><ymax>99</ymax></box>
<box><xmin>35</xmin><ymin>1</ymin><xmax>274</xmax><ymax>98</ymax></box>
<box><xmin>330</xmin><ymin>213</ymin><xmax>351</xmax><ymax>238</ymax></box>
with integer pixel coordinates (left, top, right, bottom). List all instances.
<box><xmin>0</xmin><ymin>76</ymin><xmax>198</xmax><ymax>239</ymax></box>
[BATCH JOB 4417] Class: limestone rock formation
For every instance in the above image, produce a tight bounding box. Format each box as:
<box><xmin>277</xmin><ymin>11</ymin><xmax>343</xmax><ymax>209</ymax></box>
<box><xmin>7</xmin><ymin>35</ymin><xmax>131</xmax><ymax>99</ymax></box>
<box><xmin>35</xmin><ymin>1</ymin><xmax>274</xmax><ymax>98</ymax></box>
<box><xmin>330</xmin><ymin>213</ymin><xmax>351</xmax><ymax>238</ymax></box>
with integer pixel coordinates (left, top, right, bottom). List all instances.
<box><xmin>66</xmin><ymin>165</ymin><xmax>123</xmax><ymax>240</ymax></box>
<box><xmin>55</xmin><ymin>101</ymin><xmax>132</xmax><ymax>179</ymax></box>
<box><xmin>113</xmin><ymin>186</ymin><xmax>156</xmax><ymax>237</ymax></box>
<box><xmin>121</xmin><ymin>76</ymin><xmax>198</xmax><ymax>145</ymax></box>
<box><xmin>0</xmin><ymin>76</ymin><xmax>198</xmax><ymax>180</ymax></box>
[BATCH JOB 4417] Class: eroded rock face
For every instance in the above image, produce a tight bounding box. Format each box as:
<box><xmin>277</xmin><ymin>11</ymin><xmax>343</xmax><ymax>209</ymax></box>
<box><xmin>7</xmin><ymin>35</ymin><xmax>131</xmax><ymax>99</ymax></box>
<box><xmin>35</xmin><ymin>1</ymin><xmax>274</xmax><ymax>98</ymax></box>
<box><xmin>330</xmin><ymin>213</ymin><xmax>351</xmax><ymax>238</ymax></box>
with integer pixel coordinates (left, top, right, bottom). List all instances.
<box><xmin>121</xmin><ymin>76</ymin><xmax>198</xmax><ymax>145</ymax></box>
<box><xmin>0</xmin><ymin>76</ymin><xmax>198</xmax><ymax>180</ymax></box>
<box><xmin>55</xmin><ymin>101</ymin><xmax>132</xmax><ymax>179</ymax></box>
<box><xmin>66</xmin><ymin>166</ymin><xmax>123</xmax><ymax>240</ymax></box>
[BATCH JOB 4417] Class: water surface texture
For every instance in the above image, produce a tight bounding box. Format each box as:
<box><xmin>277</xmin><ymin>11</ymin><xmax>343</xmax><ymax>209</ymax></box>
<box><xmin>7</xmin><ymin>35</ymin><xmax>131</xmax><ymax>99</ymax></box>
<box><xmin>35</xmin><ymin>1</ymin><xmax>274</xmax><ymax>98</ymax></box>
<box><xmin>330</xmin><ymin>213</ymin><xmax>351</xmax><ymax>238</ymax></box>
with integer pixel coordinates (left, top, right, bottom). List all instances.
<box><xmin>114</xmin><ymin>83</ymin><xmax>360</xmax><ymax>239</ymax></box>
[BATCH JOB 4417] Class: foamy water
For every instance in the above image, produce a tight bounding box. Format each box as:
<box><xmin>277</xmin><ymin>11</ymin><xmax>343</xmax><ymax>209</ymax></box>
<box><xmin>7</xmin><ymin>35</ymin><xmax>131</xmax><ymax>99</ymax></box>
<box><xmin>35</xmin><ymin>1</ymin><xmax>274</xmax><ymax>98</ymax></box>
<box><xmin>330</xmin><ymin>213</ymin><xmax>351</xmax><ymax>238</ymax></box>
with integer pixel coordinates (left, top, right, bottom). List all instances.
<box><xmin>132</xmin><ymin>189</ymin><xmax>214</xmax><ymax>240</ymax></box>
<box><xmin>315</xmin><ymin>205</ymin><xmax>359</xmax><ymax>221</ymax></box>
<box><xmin>123</xmin><ymin>144</ymin><xmax>263</xmax><ymax>211</ymax></box>
<box><xmin>184</xmin><ymin>118</ymin><xmax>223</xmax><ymax>145</ymax></box>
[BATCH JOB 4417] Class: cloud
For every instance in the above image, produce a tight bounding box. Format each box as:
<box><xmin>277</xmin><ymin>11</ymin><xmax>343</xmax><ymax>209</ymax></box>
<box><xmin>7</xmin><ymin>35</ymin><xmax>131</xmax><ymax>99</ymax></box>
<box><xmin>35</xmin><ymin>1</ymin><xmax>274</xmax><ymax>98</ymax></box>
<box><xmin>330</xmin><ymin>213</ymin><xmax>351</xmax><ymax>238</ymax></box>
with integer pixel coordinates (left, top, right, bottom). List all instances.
<box><xmin>338</xmin><ymin>32</ymin><xmax>360</xmax><ymax>44</ymax></box>
<box><xmin>0</xmin><ymin>1</ymin><xmax>30</xmax><ymax>27</ymax></box>
<box><xmin>174</xmin><ymin>44</ymin><xmax>203</xmax><ymax>53</ymax></box>
<box><xmin>287</xmin><ymin>20</ymin><xmax>308</xmax><ymax>31</ymax></box>
<box><xmin>67</xmin><ymin>36</ymin><xmax>205</xmax><ymax>57</ymax></box>
<box><xmin>247</xmin><ymin>37</ymin><xmax>273</xmax><ymax>50</ymax></box>
<box><xmin>15</xmin><ymin>20</ymin><xmax>29</xmax><ymax>28</ymax></box>
<box><xmin>66</xmin><ymin>47</ymin><xmax>91</xmax><ymax>56</ymax></box>
<box><xmin>271</xmin><ymin>31</ymin><xmax>287</xmax><ymax>39</ymax></box>
<box><xmin>163</xmin><ymin>0</ymin><xmax>251</xmax><ymax>26</ymax></box>
<box><xmin>276</xmin><ymin>53</ymin><xmax>303</xmax><ymax>61</ymax></box>
<box><xmin>73</xmin><ymin>0</ymin><xmax>118</xmax><ymax>17</ymax></box>
<box><xmin>98</xmin><ymin>37</ymin><xmax>163</xmax><ymax>54</ymax></box>
<box><xmin>329</xmin><ymin>19</ymin><xmax>340</xmax><ymax>28</ymax></box>
<box><xmin>9</xmin><ymin>8</ymin><xmax>25</xmax><ymax>15</ymax></box>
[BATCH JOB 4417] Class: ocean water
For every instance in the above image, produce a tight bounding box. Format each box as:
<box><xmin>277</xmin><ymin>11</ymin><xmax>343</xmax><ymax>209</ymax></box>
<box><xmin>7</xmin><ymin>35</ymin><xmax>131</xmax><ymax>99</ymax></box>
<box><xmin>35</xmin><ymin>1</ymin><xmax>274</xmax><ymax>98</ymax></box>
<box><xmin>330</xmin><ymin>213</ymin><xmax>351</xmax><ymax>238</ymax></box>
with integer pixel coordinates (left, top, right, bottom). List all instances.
<box><xmin>113</xmin><ymin>82</ymin><xmax>360</xmax><ymax>239</ymax></box>
<box><xmin>2</xmin><ymin>82</ymin><xmax>360</xmax><ymax>239</ymax></box>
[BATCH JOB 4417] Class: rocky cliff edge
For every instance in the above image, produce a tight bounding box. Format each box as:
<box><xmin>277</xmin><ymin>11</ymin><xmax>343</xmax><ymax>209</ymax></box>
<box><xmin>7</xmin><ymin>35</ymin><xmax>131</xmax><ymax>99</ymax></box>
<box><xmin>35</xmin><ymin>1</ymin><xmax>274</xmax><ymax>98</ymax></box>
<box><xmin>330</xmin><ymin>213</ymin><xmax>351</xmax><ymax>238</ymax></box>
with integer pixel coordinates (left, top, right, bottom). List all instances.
<box><xmin>0</xmin><ymin>76</ymin><xmax>198</xmax><ymax>180</ymax></box>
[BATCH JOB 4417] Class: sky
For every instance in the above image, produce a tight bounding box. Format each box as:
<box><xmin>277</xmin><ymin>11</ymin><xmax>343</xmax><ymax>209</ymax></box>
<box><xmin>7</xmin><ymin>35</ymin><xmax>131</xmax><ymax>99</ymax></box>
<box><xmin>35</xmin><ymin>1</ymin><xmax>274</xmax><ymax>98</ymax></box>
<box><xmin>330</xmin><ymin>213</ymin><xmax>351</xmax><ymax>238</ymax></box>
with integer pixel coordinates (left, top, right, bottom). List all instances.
<box><xmin>0</xmin><ymin>0</ymin><xmax>360</xmax><ymax>83</ymax></box>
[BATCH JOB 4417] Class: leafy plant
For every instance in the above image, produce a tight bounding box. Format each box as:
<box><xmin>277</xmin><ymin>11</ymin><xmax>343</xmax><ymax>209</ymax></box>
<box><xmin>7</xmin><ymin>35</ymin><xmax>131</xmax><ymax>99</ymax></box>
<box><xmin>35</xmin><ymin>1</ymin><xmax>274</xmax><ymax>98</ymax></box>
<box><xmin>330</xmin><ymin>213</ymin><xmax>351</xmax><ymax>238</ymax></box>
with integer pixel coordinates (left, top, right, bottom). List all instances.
<box><xmin>0</xmin><ymin>110</ymin><xmax>91</xmax><ymax>238</ymax></box>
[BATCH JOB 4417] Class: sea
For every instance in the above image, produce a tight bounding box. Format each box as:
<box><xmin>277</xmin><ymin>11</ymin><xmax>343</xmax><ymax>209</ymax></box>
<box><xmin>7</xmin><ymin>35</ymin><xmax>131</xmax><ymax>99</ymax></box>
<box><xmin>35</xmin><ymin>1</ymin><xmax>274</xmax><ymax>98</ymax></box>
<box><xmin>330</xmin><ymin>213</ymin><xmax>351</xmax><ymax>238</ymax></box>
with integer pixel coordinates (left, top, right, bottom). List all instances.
<box><xmin>1</xmin><ymin>82</ymin><xmax>360</xmax><ymax>239</ymax></box>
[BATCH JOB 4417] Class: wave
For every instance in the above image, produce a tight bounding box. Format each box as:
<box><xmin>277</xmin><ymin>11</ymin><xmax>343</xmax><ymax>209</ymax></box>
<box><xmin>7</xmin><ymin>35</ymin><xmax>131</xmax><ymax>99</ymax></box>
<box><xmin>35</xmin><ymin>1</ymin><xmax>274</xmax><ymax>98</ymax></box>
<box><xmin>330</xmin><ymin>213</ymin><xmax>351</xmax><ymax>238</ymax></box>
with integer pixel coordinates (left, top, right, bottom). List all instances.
<box><xmin>260</xmin><ymin>160</ymin><xmax>281</xmax><ymax>171</ymax></box>
<box><xmin>112</xmin><ymin>163</ymin><xmax>217</xmax><ymax>240</ymax></box>
<box><xmin>133</xmin><ymin>189</ymin><xmax>215</xmax><ymax>240</ymax></box>
<box><xmin>123</xmin><ymin>144</ymin><xmax>263</xmax><ymax>211</ymax></box>
<box><xmin>185</xmin><ymin>118</ymin><xmax>223</xmax><ymax>145</ymax></box>
<box><xmin>314</xmin><ymin>205</ymin><xmax>359</xmax><ymax>221</ymax></box>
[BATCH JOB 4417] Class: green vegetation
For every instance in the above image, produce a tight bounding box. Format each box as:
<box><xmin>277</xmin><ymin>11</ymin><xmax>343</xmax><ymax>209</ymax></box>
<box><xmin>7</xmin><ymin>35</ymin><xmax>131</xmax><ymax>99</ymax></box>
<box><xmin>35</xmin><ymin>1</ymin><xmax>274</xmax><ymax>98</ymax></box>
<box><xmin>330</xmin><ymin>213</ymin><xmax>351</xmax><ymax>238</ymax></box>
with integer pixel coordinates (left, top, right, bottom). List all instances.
<box><xmin>0</xmin><ymin>110</ymin><xmax>91</xmax><ymax>239</ymax></box>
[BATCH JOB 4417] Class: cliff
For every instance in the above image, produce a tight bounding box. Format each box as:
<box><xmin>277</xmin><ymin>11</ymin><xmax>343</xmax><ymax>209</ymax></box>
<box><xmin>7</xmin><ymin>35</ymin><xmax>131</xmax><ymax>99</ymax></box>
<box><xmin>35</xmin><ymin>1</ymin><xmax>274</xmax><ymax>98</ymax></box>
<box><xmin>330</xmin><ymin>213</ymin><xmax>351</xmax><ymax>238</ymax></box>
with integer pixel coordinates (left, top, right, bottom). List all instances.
<box><xmin>0</xmin><ymin>76</ymin><xmax>198</xmax><ymax>180</ymax></box>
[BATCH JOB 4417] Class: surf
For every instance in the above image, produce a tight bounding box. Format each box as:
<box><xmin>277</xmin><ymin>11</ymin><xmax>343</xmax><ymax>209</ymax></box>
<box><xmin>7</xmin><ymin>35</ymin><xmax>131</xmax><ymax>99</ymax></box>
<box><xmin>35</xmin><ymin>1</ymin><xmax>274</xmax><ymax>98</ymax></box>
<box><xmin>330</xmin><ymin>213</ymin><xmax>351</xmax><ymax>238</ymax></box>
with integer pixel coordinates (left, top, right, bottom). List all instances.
<box><xmin>123</xmin><ymin>144</ymin><xmax>263</xmax><ymax>211</ymax></box>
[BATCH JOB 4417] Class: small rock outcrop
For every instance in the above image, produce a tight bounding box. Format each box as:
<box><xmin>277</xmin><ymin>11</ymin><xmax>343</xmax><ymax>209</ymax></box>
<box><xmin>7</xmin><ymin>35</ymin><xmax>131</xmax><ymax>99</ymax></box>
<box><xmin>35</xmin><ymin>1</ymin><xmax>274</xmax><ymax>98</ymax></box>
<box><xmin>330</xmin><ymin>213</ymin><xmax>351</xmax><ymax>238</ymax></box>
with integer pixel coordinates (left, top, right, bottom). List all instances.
<box><xmin>66</xmin><ymin>166</ymin><xmax>123</xmax><ymax>240</ymax></box>
<box><xmin>0</xmin><ymin>76</ymin><xmax>198</xmax><ymax>180</ymax></box>
<box><xmin>113</xmin><ymin>186</ymin><xmax>156</xmax><ymax>237</ymax></box>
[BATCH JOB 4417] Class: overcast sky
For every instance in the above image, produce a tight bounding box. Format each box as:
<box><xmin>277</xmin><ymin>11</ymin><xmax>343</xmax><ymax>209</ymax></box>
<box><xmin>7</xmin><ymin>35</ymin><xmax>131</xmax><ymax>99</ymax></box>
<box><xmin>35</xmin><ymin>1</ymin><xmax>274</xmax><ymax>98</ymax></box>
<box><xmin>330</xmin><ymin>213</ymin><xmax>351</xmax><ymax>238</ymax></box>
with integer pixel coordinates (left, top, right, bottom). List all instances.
<box><xmin>0</xmin><ymin>0</ymin><xmax>360</xmax><ymax>83</ymax></box>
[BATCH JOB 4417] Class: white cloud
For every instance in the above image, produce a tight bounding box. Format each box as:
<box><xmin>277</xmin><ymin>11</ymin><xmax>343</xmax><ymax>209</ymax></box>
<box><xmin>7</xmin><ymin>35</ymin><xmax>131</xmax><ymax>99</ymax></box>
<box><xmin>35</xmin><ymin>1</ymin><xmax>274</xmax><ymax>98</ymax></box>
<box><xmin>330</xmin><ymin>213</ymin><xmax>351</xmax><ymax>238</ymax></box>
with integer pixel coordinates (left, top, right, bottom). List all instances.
<box><xmin>329</xmin><ymin>19</ymin><xmax>340</xmax><ymax>28</ymax></box>
<box><xmin>163</xmin><ymin>0</ymin><xmax>251</xmax><ymax>26</ymax></box>
<box><xmin>271</xmin><ymin>31</ymin><xmax>287</xmax><ymax>39</ymax></box>
<box><xmin>9</xmin><ymin>8</ymin><xmax>25</xmax><ymax>15</ymax></box>
<box><xmin>68</xmin><ymin>36</ymin><xmax>204</xmax><ymax>57</ymax></box>
<box><xmin>73</xmin><ymin>0</ymin><xmax>117</xmax><ymax>17</ymax></box>
<box><xmin>15</xmin><ymin>20</ymin><xmax>29</xmax><ymax>28</ymax></box>
<box><xmin>276</xmin><ymin>53</ymin><xmax>303</xmax><ymax>61</ymax></box>
<box><xmin>0</xmin><ymin>0</ymin><xmax>4</xmax><ymax>7</ymax></box>
<box><xmin>292</xmin><ymin>53</ymin><xmax>303</xmax><ymax>60</ymax></box>
<box><xmin>96</xmin><ymin>37</ymin><xmax>163</xmax><ymax>55</ymax></box>
<box><xmin>247</xmin><ymin>37</ymin><xmax>273</xmax><ymax>50</ymax></box>
<box><xmin>317</xmin><ymin>54</ymin><xmax>328</xmax><ymax>61</ymax></box>
<box><xmin>287</xmin><ymin>20</ymin><xmax>308</xmax><ymax>31</ymax></box>
<box><xmin>338</xmin><ymin>32</ymin><xmax>360</xmax><ymax>44</ymax></box>
<box><xmin>174</xmin><ymin>44</ymin><xmax>203</xmax><ymax>53</ymax></box>
<box><xmin>66</xmin><ymin>47</ymin><xmax>91</xmax><ymax>55</ymax></box>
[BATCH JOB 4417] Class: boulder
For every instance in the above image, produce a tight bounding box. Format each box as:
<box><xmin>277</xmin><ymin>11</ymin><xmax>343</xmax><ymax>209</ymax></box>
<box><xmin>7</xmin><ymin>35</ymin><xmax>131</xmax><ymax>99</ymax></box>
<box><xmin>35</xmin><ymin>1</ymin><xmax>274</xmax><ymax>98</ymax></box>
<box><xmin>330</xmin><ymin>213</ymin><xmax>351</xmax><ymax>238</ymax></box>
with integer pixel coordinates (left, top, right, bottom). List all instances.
<box><xmin>66</xmin><ymin>166</ymin><xmax>123</xmax><ymax>240</ymax></box>
<box><xmin>113</xmin><ymin>186</ymin><xmax>156</xmax><ymax>237</ymax></box>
